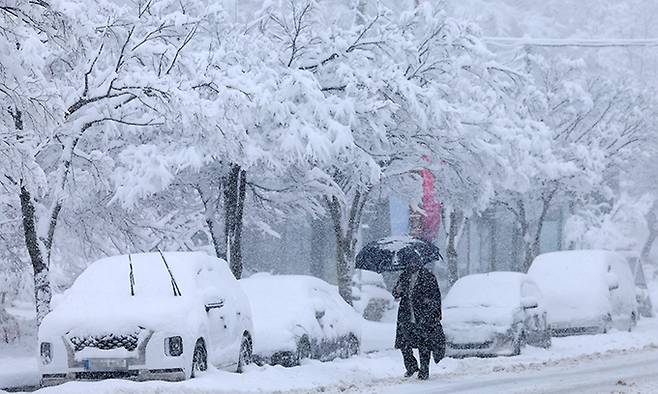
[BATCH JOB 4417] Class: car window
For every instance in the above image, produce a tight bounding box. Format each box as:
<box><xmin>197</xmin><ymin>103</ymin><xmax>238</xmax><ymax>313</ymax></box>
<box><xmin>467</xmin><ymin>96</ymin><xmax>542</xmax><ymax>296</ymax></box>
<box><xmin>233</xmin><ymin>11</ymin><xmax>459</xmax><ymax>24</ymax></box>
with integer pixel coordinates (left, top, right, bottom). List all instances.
<box><xmin>445</xmin><ymin>275</ymin><xmax>520</xmax><ymax>308</ymax></box>
<box><xmin>196</xmin><ymin>263</ymin><xmax>231</xmax><ymax>299</ymax></box>
<box><xmin>521</xmin><ymin>280</ymin><xmax>540</xmax><ymax>299</ymax></box>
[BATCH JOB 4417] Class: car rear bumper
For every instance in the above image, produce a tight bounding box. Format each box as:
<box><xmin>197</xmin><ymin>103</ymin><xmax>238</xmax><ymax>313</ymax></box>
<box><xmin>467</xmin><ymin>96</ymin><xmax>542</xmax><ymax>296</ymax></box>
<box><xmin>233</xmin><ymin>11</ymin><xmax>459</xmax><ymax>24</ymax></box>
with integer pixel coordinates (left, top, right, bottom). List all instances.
<box><xmin>446</xmin><ymin>336</ymin><xmax>516</xmax><ymax>358</ymax></box>
<box><xmin>549</xmin><ymin>324</ymin><xmax>605</xmax><ymax>336</ymax></box>
<box><xmin>41</xmin><ymin>368</ymin><xmax>185</xmax><ymax>386</ymax></box>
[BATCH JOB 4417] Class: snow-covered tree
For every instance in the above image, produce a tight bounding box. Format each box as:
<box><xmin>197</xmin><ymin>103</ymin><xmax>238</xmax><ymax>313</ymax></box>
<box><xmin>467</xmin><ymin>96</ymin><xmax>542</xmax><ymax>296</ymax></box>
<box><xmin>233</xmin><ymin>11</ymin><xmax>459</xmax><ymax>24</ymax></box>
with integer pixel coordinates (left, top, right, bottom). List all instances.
<box><xmin>1</xmin><ymin>0</ymin><xmax>202</xmax><ymax>326</ymax></box>
<box><xmin>494</xmin><ymin>52</ymin><xmax>657</xmax><ymax>271</ymax></box>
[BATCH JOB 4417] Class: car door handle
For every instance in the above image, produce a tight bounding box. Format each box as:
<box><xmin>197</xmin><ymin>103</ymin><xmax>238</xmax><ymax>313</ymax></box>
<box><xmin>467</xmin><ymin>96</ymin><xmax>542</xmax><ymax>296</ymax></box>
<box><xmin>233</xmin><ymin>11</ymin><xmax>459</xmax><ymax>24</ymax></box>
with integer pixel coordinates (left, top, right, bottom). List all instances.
<box><xmin>205</xmin><ymin>300</ymin><xmax>224</xmax><ymax>312</ymax></box>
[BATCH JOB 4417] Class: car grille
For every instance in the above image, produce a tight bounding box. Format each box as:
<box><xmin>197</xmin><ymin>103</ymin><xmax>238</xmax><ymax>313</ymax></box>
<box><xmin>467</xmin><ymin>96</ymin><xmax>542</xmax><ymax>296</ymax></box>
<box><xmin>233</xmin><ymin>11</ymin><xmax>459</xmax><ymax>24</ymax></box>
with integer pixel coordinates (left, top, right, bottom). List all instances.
<box><xmin>75</xmin><ymin>370</ymin><xmax>139</xmax><ymax>380</ymax></box>
<box><xmin>448</xmin><ymin>341</ymin><xmax>493</xmax><ymax>350</ymax></box>
<box><xmin>69</xmin><ymin>331</ymin><xmax>140</xmax><ymax>352</ymax></box>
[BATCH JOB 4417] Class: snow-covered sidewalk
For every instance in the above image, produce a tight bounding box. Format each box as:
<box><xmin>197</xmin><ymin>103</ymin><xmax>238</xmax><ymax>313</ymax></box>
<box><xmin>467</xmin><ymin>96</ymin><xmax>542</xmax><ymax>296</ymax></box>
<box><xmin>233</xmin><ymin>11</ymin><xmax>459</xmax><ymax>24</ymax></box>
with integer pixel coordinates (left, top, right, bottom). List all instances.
<box><xmin>2</xmin><ymin>318</ymin><xmax>658</xmax><ymax>394</ymax></box>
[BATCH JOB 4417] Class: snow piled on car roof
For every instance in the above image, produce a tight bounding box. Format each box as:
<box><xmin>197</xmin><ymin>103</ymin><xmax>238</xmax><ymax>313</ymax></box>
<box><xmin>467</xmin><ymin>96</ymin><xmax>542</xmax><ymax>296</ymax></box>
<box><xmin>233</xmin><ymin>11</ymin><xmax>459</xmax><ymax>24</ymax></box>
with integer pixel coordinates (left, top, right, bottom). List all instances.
<box><xmin>528</xmin><ymin>250</ymin><xmax>616</xmax><ymax>323</ymax></box>
<box><xmin>443</xmin><ymin>272</ymin><xmax>529</xmax><ymax>336</ymax></box>
<box><xmin>40</xmin><ymin>252</ymin><xmax>231</xmax><ymax>336</ymax></box>
<box><xmin>240</xmin><ymin>273</ymin><xmax>361</xmax><ymax>357</ymax></box>
<box><xmin>444</xmin><ymin>272</ymin><xmax>527</xmax><ymax>309</ymax></box>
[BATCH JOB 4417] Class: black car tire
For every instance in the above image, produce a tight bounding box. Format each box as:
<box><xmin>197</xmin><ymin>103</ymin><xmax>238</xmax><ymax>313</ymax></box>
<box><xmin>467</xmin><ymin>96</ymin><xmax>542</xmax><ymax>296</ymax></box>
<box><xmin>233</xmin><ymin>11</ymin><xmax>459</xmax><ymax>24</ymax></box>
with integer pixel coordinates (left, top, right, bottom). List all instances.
<box><xmin>296</xmin><ymin>336</ymin><xmax>312</xmax><ymax>365</ymax></box>
<box><xmin>345</xmin><ymin>333</ymin><xmax>359</xmax><ymax>358</ymax></box>
<box><xmin>511</xmin><ymin>331</ymin><xmax>524</xmax><ymax>356</ymax></box>
<box><xmin>191</xmin><ymin>338</ymin><xmax>208</xmax><ymax>378</ymax></box>
<box><xmin>237</xmin><ymin>333</ymin><xmax>253</xmax><ymax>373</ymax></box>
<box><xmin>602</xmin><ymin>314</ymin><xmax>612</xmax><ymax>334</ymax></box>
<box><xmin>540</xmin><ymin>330</ymin><xmax>552</xmax><ymax>349</ymax></box>
<box><xmin>629</xmin><ymin>313</ymin><xmax>637</xmax><ymax>332</ymax></box>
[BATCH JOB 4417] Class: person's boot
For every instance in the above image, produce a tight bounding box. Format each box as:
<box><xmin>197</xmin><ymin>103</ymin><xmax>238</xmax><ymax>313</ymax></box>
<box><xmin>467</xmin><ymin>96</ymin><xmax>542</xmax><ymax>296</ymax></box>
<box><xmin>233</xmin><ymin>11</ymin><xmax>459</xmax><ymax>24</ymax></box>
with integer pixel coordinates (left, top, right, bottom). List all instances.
<box><xmin>417</xmin><ymin>368</ymin><xmax>429</xmax><ymax>380</ymax></box>
<box><xmin>404</xmin><ymin>365</ymin><xmax>419</xmax><ymax>378</ymax></box>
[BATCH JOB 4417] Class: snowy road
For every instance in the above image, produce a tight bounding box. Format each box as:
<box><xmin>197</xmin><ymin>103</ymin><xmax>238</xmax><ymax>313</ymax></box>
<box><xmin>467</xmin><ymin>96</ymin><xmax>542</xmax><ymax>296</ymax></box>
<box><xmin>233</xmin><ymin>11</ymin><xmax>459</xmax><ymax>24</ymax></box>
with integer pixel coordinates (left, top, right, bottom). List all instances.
<box><xmin>367</xmin><ymin>347</ymin><xmax>658</xmax><ymax>394</ymax></box>
<box><xmin>3</xmin><ymin>319</ymin><xmax>658</xmax><ymax>394</ymax></box>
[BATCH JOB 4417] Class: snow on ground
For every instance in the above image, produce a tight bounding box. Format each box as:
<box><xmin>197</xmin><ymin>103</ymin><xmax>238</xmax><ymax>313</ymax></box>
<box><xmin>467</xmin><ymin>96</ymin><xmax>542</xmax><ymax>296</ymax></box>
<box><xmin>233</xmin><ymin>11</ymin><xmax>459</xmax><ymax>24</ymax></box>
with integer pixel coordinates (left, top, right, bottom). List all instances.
<box><xmin>369</xmin><ymin>346</ymin><xmax>658</xmax><ymax>394</ymax></box>
<box><xmin>0</xmin><ymin>355</ymin><xmax>37</xmax><ymax>391</ymax></box>
<box><xmin>2</xmin><ymin>317</ymin><xmax>658</xmax><ymax>394</ymax></box>
<box><xmin>2</xmin><ymin>271</ymin><xmax>657</xmax><ymax>393</ymax></box>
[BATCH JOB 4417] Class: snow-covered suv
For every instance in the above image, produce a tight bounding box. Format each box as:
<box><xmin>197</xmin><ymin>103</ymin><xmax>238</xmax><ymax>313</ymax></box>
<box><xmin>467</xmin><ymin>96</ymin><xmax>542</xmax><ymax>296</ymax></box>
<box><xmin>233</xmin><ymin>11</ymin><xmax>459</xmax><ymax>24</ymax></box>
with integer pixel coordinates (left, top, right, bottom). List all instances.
<box><xmin>240</xmin><ymin>274</ymin><xmax>361</xmax><ymax>367</ymax></box>
<box><xmin>39</xmin><ymin>252</ymin><xmax>253</xmax><ymax>386</ymax></box>
<box><xmin>443</xmin><ymin>272</ymin><xmax>551</xmax><ymax>358</ymax></box>
<box><xmin>529</xmin><ymin>250</ymin><xmax>638</xmax><ymax>336</ymax></box>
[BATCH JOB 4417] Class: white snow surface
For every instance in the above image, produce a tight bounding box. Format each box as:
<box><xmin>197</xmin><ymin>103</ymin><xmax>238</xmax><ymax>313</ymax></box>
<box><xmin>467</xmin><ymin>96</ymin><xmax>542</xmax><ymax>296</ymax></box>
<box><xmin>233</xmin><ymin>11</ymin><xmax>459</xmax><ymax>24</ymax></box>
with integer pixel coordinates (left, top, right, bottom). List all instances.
<box><xmin>352</xmin><ymin>270</ymin><xmax>387</xmax><ymax>287</ymax></box>
<box><xmin>444</xmin><ymin>272</ymin><xmax>527</xmax><ymax>310</ymax></box>
<box><xmin>443</xmin><ymin>272</ymin><xmax>533</xmax><ymax>340</ymax></box>
<box><xmin>528</xmin><ymin>250</ymin><xmax>618</xmax><ymax>325</ymax></box>
<box><xmin>2</xmin><ymin>266</ymin><xmax>657</xmax><ymax>393</ymax></box>
<box><xmin>352</xmin><ymin>270</ymin><xmax>395</xmax><ymax>321</ymax></box>
<box><xmin>240</xmin><ymin>273</ymin><xmax>362</xmax><ymax>357</ymax></box>
<box><xmin>40</xmin><ymin>252</ymin><xmax>236</xmax><ymax>337</ymax></box>
<box><xmin>377</xmin><ymin>236</ymin><xmax>420</xmax><ymax>252</ymax></box>
<box><xmin>4</xmin><ymin>318</ymin><xmax>658</xmax><ymax>393</ymax></box>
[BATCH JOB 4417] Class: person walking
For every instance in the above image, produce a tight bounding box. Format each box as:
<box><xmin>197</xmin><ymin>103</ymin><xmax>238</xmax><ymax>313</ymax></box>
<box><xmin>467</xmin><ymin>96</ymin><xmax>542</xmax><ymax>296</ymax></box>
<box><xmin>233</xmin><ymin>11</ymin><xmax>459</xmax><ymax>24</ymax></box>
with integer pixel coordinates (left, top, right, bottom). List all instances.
<box><xmin>393</xmin><ymin>260</ymin><xmax>444</xmax><ymax>380</ymax></box>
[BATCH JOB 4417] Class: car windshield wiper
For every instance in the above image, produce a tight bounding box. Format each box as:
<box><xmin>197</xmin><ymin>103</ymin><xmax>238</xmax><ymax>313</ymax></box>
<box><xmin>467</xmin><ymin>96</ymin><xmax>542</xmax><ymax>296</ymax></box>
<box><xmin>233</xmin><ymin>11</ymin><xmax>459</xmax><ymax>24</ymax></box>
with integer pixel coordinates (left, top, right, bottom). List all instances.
<box><xmin>128</xmin><ymin>254</ymin><xmax>135</xmax><ymax>296</ymax></box>
<box><xmin>158</xmin><ymin>249</ymin><xmax>182</xmax><ymax>297</ymax></box>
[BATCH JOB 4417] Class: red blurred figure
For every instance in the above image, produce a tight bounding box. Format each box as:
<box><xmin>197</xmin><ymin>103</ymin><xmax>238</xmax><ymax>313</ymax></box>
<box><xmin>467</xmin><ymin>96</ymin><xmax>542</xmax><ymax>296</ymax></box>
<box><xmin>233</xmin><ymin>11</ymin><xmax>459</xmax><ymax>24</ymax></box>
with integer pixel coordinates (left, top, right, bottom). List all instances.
<box><xmin>410</xmin><ymin>162</ymin><xmax>441</xmax><ymax>242</ymax></box>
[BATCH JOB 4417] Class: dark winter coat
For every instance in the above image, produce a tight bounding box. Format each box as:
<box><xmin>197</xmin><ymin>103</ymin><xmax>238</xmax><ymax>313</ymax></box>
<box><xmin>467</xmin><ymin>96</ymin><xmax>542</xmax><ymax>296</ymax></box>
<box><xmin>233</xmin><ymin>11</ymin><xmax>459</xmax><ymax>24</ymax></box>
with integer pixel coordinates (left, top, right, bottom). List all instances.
<box><xmin>393</xmin><ymin>267</ymin><xmax>445</xmax><ymax>361</ymax></box>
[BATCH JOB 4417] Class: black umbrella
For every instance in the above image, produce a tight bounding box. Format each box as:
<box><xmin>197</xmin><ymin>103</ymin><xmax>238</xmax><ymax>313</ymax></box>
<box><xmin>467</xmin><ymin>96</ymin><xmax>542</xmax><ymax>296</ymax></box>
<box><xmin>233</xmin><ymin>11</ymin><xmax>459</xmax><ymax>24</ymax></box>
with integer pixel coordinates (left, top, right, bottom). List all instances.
<box><xmin>355</xmin><ymin>235</ymin><xmax>443</xmax><ymax>273</ymax></box>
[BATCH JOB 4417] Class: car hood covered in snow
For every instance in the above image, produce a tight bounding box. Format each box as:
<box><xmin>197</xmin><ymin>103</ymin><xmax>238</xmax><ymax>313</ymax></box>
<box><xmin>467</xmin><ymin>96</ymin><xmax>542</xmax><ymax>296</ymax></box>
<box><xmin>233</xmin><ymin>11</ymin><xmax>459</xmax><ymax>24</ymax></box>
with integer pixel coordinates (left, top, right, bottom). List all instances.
<box><xmin>528</xmin><ymin>250</ymin><xmax>613</xmax><ymax>326</ymax></box>
<box><xmin>240</xmin><ymin>274</ymin><xmax>361</xmax><ymax>356</ymax></box>
<box><xmin>442</xmin><ymin>272</ymin><xmax>530</xmax><ymax>342</ymax></box>
<box><xmin>443</xmin><ymin>305</ymin><xmax>518</xmax><ymax>343</ymax></box>
<box><xmin>39</xmin><ymin>252</ymin><xmax>224</xmax><ymax>338</ymax></box>
<box><xmin>41</xmin><ymin>296</ymin><xmax>204</xmax><ymax>337</ymax></box>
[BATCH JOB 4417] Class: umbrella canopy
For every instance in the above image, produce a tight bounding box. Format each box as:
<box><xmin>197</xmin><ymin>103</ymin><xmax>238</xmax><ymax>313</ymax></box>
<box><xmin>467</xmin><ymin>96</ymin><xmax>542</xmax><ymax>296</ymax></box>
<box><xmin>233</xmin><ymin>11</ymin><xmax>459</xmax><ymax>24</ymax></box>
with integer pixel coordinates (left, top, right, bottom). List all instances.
<box><xmin>355</xmin><ymin>235</ymin><xmax>443</xmax><ymax>273</ymax></box>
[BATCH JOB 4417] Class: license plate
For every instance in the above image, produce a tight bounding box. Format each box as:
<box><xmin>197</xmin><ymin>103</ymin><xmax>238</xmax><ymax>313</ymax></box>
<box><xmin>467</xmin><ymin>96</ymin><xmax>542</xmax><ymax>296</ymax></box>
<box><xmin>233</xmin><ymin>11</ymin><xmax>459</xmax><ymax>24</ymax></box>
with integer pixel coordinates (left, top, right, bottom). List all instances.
<box><xmin>83</xmin><ymin>359</ymin><xmax>128</xmax><ymax>370</ymax></box>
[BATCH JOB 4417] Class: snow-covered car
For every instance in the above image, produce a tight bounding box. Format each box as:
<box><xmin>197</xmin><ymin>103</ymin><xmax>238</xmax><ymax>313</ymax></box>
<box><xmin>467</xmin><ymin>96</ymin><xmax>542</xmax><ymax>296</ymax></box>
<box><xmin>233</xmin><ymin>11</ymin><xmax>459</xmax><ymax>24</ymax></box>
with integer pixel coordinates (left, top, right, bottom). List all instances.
<box><xmin>39</xmin><ymin>252</ymin><xmax>254</xmax><ymax>386</ymax></box>
<box><xmin>443</xmin><ymin>272</ymin><xmax>551</xmax><ymax>358</ymax></box>
<box><xmin>240</xmin><ymin>273</ymin><xmax>361</xmax><ymax>367</ymax></box>
<box><xmin>352</xmin><ymin>269</ymin><xmax>395</xmax><ymax>322</ymax></box>
<box><xmin>621</xmin><ymin>252</ymin><xmax>655</xmax><ymax>318</ymax></box>
<box><xmin>528</xmin><ymin>250</ymin><xmax>638</xmax><ymax>336</ymax></box>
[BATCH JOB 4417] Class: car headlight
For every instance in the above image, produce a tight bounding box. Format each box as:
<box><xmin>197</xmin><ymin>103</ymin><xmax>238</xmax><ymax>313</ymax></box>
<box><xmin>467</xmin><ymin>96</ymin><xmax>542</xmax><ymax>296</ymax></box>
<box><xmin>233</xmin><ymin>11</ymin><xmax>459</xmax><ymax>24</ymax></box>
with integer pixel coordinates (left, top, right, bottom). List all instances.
<box><xmin>40</xmin><ymin>342</ymin><xmax>52</xmax><ymax>365</ymax></box>
<box><xmin>164</xmin><ymin>336</ymin><xmax>183</xmax><ymax>357</ymax></box>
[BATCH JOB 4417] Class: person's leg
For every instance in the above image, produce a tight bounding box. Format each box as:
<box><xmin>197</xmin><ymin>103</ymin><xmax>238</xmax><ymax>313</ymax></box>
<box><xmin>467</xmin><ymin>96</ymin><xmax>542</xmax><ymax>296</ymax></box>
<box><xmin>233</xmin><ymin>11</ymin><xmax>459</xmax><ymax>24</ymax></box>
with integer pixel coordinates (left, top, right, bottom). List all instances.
<box><xmin>418</xmin><ymin>347</ymin><xmax>431</xmax><ymax>380</ymax></box>
<box><xmin>401</xmin><ymin>347</ymin><xmax>419</xmax><ymax>376</ymax></box>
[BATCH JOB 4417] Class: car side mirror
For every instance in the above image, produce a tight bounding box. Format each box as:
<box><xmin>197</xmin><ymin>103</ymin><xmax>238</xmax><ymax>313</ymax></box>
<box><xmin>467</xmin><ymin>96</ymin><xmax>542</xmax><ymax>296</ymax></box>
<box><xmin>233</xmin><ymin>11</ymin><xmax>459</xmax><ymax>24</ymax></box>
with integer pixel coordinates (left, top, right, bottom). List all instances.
<box><xmin>205</xmin><ymin>300</ymin><xmax>224</xmax><ymax>312</ymax></box>
<box><xmin>315</xmin><ymin>310</ymin><xmax>325</xmax><ymax>320</ymax></box>
<box><xmin>521</xmin><ymin>298</ymin><xmax>538</xmax><ymax>310</ymax></box>
<box><xmin>607</xmin><ymin>273</ymin><xmax>619</xmax><ymax>291</ymax></box>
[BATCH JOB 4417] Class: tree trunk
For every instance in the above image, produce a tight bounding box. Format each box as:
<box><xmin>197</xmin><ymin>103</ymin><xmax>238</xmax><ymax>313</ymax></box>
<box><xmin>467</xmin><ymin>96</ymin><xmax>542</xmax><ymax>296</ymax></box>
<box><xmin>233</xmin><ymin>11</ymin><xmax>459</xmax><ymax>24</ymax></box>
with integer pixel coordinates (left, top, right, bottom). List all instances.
<box><xmin>310</xmin><ymin>218</ymin><xmax>327</xmax><ymax>279</ymax></box>
<box><xmin>224</xmin><ymin>164</ymin><xmax>247</xmax><ymax>279</ymax></box>
<box><xmin>478</xmin><ymin>216</ymin><xmax>484</xmax><ymax>272</ymax></box>
<box><xmin>557</xmin><ymin>205</ymin><xmax>564</xmax><ymax>250</ymax></box>
<box><xmin>511</xmin><ymin>222</ymin><xmax>521</xmax><ymax>271</ymax></box>
<box><xmin>517</xmin><ymin>200</ymin><xmax>532</xmax><ymax>272</ymax></box>
<box><xmin>446</xmin><ymin>210</ymin><xmax>464</xmax><ymax>286</ymax></box>
<box><xmin>355</xmin><ymin>0</ymin><xmax>367</xmax><ymax>24</ymax></box>
<box><xmin>642</xmin><ymin>230</ymin><xmax>657</xmax><ymax>264</ymax></box>
<box><xmin>567</xmin><ymin>200</ymin><xmax>576</xmax><ymax>250</ymax></box>
<box><xmin>206</xmin><ymin>217</ymin><xmax>223</xmax><ymax>259</ymax></box>
<box><xmin>641</xmin><ymin>206</ymin><xmax>658</xmax><ymax>264</ymax></box>
<box><xmin>465</xmin><ymin>218</ymin><xmax>471</xmax><ymax>275</ymax></box>
<box><xmin>19</xmin><ymin>185</ymin><xmax>51</xmax><ymax>327</ymax></box>
<box><xmin>326</xmin><ymin>189</ymin><xmax>369</xmax><ymax>305</ymax></box>
<box><xmin>328</xmin><ymin>196</ymin><xmax>352</xmax><ymax>304</ymax></box>
<box><xmin>195</xmin><ymin>185</ymin><xmax>223</xmax><ymax>259</ymax></box>
<box><xmin>521</xmin><ymin>186</ymin><xmax>557</xmax><ymax>272</ymax></box>
<box><xmin>12</xmin><ymin>108</ymin><xmax>53</xmax><ymax>328</ymax></box>
<box><xmin>487</xmin><ymin>208</ymin><xmax>497</xmax><ymax>272</ymax></box>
